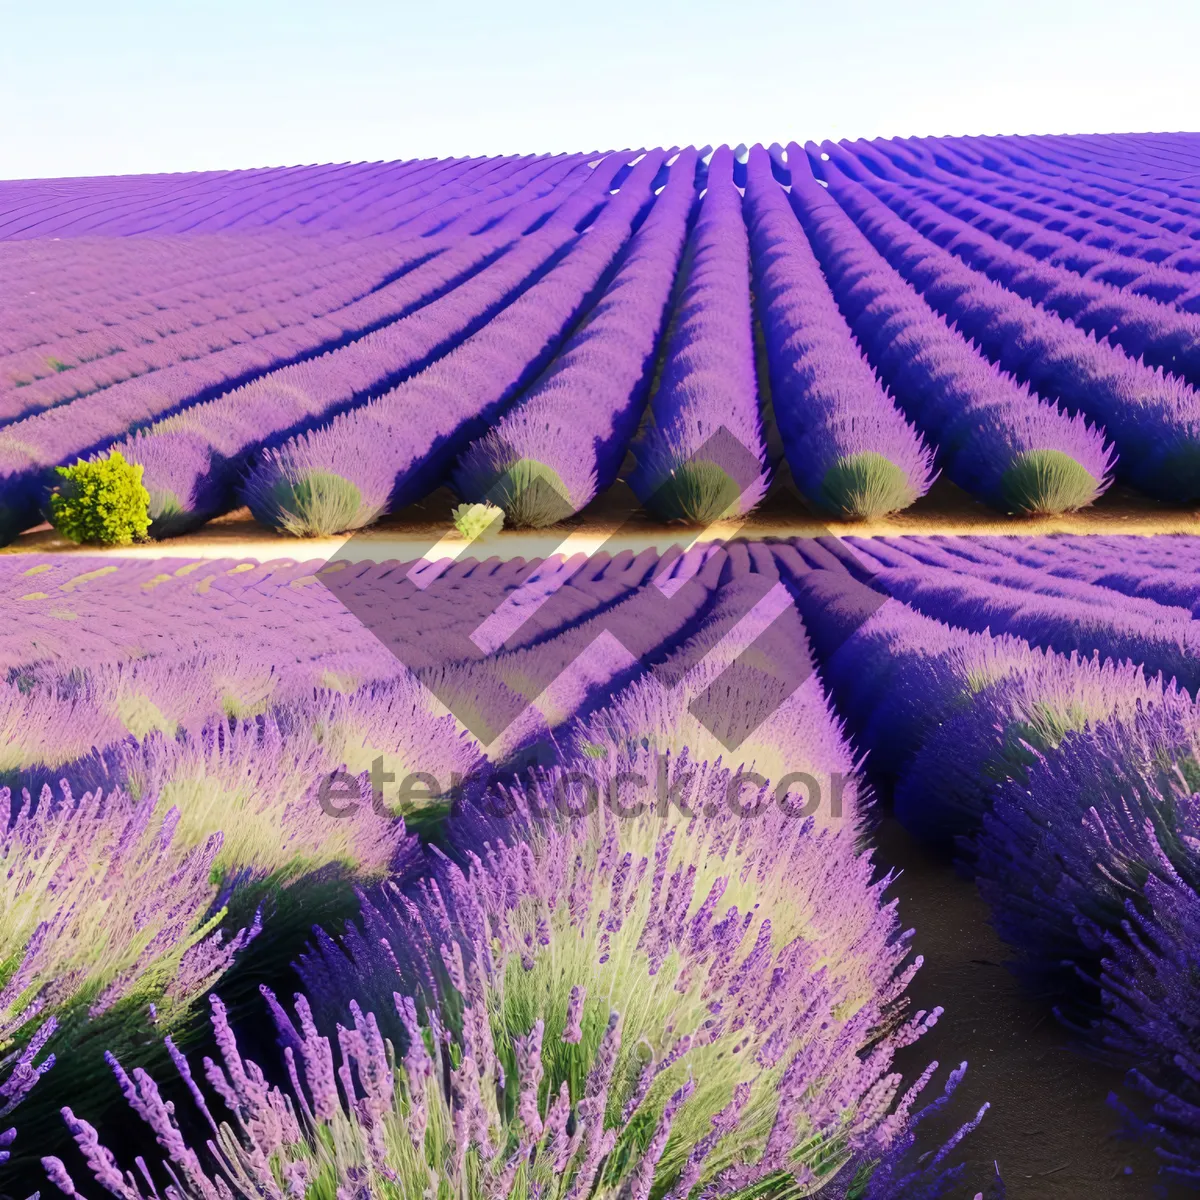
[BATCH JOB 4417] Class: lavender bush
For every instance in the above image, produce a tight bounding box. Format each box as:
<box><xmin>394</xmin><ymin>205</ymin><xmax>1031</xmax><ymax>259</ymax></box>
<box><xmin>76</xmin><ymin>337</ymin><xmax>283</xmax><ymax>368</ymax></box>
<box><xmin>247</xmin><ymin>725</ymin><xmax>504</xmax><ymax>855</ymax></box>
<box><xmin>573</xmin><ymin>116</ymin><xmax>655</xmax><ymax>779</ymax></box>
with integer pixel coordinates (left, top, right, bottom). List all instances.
<box><xmin>970</xmin><ymin>701</ymin><xmax>1200</xmax><ymax>1183</ymax></box>
<box><xmin>0</xmin><ymin>778</ymin><xmax>259</xmax><ymax>1144</ymax></box>
<box><xmin>743</xmin><ymin>145</ymin><xmax>935</xmax><ymax>518</ymax></box>
<box><xmin>630</xmin><ymin>147</ymin><xmax>771</xmax><ymax>523</ymax></box>
<box><xmin>452</xmin><ymin>148</ymin><xmax>699</xmax><ymax>527</ymax></box>
<box><xmin>285</xmin><ymin>751</ymin><xmax>957</xmax><ymax>1197</ymax></box>
<box><xmin>49</xmin><ymin>704</ymin><xmax>417</xmax><ymax>884</ymax></box>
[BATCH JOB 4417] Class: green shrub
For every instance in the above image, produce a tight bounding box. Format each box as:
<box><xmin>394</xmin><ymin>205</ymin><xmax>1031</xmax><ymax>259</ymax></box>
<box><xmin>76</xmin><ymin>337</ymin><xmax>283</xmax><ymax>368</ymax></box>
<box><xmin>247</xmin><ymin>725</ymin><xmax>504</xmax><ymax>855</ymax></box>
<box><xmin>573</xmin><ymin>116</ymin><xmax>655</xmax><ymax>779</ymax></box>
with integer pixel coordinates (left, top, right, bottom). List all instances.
<box><xmin>451</xmin><ymin>501</ymin><xmax>505</xmax><ymax>539</ymax></box>
<box><xmin>648</xmin><ymin>458</ymin><xmax>744</xmax><ymax>523</ymax></box>
<box><xmin>251</xmin><ymin>470</ymin><xmax>368</xmax><ymax>537</ymax></box>
<box><xmin>48</xmin><ymin>452</ymin><xmax>151</xmax><ymax>545</ymax></box>
<box><xmin>1000</xmin><ymin>449</ymin><xmax>1103</xmax><ymax>516</ymax></box>
<box><xmin>485</xmin><ymin>458</ymin><xmax>574</xmax><ymax>528</ymax></box>
<box><xmin>820</xmin><ymin>451</ymin><xmax>920</xmax><ymax>519</ymax></box>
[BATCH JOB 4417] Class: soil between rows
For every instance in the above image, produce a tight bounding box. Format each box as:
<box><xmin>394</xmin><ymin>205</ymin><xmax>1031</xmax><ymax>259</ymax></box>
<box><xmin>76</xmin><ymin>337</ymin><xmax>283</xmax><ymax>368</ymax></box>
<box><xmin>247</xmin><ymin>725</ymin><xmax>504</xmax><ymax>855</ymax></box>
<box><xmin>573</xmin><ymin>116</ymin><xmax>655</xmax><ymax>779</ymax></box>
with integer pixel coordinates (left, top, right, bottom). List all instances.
<box><xmin>4</xmin><ymin>477</ymin><xmax>1198</xmax><ymax>563</ymax></box>
<box><xmin>876</xmin><ymin>816</ymin><xmax>1171</xmax><ymax>1198</ymax></box>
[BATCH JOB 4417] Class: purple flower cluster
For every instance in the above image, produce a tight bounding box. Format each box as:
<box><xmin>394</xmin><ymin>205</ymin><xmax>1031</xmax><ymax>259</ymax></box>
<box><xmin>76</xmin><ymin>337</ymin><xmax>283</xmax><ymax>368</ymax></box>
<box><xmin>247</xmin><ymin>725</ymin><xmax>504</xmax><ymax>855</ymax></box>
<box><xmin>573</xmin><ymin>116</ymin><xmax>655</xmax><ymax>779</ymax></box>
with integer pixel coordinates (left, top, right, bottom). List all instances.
<box><xmin>571</xmin><ymin>569</ymin><xmax>862</xmax><ymax>819</ymax></box>
<box><xmin>971</xmin><ymin>701</ymin><xmax>1200</xmax><ymax>1181</ymax></box>
<box><xmin>35</xmin><ymin>699</ymin><xmax>424</xmax><ymax>886</ymax></box>
<box><xmin>291</xmin><ymin>748</ymin><xmax>951</xmax><ymax>1196</ymax></box>
<box><xmin>630</xmin><ymin>146</ymin><xmax>771</xmax><ymax>523</ymax></box>
<box><xmin>452</xmin><ymin>148</ymin><xmax>700</xmax><ymax>526</ymax></box>
<box><xmin>743</xmin><ymin>145</ymin><xmax>936</xmax><ymax>518</ymax></box>
<box><xmin>0</xmin><ymin>675</ymin><xmax>124</xmax><ymax>774</ymax></box>
<box><xmin>786</xmin><ymin>146</ymin><xmax>1115</xmax><ymax>515</ymax></box>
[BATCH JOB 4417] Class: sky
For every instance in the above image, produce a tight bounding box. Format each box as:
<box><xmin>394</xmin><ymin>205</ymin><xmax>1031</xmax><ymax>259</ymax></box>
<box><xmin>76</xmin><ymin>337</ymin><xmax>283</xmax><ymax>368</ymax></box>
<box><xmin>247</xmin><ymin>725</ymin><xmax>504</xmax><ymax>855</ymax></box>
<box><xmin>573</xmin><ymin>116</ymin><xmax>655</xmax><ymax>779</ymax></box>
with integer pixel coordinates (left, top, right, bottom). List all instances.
<box><xmin>2</xmin><ymin>0</ymin><xmax>1200</xmax><ymax>180</ymax></box>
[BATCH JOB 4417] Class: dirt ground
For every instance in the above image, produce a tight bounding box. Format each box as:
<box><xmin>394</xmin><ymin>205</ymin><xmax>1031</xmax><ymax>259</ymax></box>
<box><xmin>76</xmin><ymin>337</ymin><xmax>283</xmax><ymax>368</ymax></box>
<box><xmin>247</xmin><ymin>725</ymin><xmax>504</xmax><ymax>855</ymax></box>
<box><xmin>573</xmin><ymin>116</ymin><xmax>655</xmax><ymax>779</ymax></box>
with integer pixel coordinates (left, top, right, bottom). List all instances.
<box><xmin>876</xmin><ymin>816</ymin><xmax>1176</xmax><ymax>1198</ymax></box>
<box><xmin>4</xmin><ymin>476</ymin><xmax>1198</xmax><ymax>563</ymax></box>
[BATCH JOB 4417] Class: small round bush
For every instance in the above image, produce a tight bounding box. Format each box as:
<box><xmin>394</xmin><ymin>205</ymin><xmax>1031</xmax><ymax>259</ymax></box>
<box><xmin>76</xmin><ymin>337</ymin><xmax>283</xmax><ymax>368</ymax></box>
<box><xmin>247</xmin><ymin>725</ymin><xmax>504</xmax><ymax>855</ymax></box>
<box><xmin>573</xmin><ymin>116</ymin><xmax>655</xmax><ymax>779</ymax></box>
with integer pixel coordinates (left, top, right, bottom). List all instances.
<box><xmin>48</xmin><ymin>451</ymin><xmax>151</xmax><ymax>545</ymax></box>
<box><xmin>479</xmin><ymin>457</ymin><xmax>573</xmax><ymax>528</ymax></box>
<box><xmin>451</xmin><ymin>501</ymin><xmax>505</xmax><ymax>539</ymax></box>
<box><xmin>246</xmin><ymin>468</ymin><xmax>369</xmax><ymax>536</ymax></box>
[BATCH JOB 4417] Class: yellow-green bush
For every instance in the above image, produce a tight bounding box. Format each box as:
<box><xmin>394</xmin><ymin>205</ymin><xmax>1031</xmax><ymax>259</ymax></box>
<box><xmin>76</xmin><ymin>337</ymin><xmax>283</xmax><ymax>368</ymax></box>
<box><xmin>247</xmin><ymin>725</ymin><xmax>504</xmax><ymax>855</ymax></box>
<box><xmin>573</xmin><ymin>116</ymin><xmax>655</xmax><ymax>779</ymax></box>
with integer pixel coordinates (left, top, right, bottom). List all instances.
<box><xmin>48</xmin><ymin>452</ymin><xmax>151</xmax><ymax>546</ymax></box>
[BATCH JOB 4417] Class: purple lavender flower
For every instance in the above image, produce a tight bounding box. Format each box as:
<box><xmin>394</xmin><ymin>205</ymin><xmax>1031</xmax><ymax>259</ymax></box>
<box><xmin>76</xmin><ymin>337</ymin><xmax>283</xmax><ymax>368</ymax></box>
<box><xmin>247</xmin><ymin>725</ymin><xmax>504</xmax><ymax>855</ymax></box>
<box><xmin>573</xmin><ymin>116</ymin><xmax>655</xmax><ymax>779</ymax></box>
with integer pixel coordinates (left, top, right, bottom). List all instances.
<box><xmin>786</xmin><ymin>144</ymin><xmax>1115</xmax><ymax>514</ymax></box>
<box><xmin>974</xmin><ymin>697</ymin><xmax>1200</xmax><ymax>1001</ymax></box>
<box><xmin>0</xmin><ymin>1018</ymin><xmax>56</xmax><ymax>1120</ymax></box>
<box><xmin>452</xmin><ymin>149</ymin><xmax>700</xmax><ymax>526</ymax></box>
<box><xmin>40</xmin><ymin>970</ymin><xmax>964</xmax><ymax>1200</ymax></box>
<box><xmin>1095</xmin><ymin>872</ymin><xmax>1200</xmax><ymax>1186</ymax></box>
<box><xmin>65</xmin><ymin>704</ymin><xmax>417</xmax><ymax>882</ymax></box>
<box><xmin>63</xmin><ymin>647</ymin><xmax>280</xmax><ymax>739</ymax></box>
<box><xmin>570</xmin><ymin>574</ymin><xmax>862</xmax><ymax>823</ymax></box>
<box><xmin>744</xmin><ymin>145</ymin><xmax>935</xmax><ymax>518</ymax></box>
<box><xmin>895</xmin><ymin>644</ymin><xmax>1180</xmax><ymax>846</ymax></box>
<box><xmin>630</xmin><ymin>147</ymin><xmax>771</xmax><ymax>523</ymax></box>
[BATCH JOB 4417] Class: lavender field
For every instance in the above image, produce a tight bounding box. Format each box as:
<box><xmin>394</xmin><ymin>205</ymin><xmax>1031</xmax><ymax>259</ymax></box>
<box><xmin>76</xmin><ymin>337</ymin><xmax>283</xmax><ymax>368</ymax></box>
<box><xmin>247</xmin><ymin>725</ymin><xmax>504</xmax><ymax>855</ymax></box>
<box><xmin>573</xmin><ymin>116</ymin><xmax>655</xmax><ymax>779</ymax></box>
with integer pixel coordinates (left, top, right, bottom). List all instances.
<box><xmin>4</xmin><ymin>131</ymin><xmax>1200</xmax><ymax>1200</ymax></box>
<box><xmin>4</xmin><ymin>135</ymin><xmax>1200</xmax><ymax>549</ymax></box>
<box><xmin>0</xmin><ymin>532</ymin><xmax>1193</xmax><ymax>1197</ymax></box>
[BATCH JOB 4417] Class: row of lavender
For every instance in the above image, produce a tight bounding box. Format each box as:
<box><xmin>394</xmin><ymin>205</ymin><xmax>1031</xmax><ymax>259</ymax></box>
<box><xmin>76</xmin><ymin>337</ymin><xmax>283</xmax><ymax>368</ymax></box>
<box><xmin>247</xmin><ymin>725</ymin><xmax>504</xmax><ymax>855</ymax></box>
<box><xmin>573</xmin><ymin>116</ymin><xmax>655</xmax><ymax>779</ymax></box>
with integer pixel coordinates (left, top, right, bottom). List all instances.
<box><xmin>0</xmin><ymin>546</ymin><xmax>996</xmax><ymax>1199</ymax></box>
<box><xmin>0</xmin><ymin>154</ymin><xmax>606</xmax><ymax>540</ymax></box>
<box><xmin>784</xmin><ymin>532</ymin><xmax>1200</xmax><ymax>1188</ymax></box>
<box><xmin>0</xmin><ymin>156</ymin><xmax>590</xmax><ymax>394</ymax></box>
<box><xmin>0</xmin><ymin>154</ymin><xmax>581</xmax><ymax>241</ymax></box>
<box><xmin>12</xmin><ymin>135</ymin><xmax>1200</xmax><ymax>547</ymax></box>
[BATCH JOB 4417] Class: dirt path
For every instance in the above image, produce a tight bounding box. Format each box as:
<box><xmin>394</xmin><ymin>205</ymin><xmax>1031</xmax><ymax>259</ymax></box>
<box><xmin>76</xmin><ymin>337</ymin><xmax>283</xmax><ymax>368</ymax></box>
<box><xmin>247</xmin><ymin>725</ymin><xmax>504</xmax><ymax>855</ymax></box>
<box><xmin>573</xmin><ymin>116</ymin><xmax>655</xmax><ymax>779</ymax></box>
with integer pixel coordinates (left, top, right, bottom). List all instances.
<box><xmin>4</xmin><ymin>478</ymin><xmax>1198</xmax><ymax>563</ymax></box>
<box><xmin>876</xmin><ymin>817</ymin><xmax>1175</xmax><ymax>1198</ymax></box>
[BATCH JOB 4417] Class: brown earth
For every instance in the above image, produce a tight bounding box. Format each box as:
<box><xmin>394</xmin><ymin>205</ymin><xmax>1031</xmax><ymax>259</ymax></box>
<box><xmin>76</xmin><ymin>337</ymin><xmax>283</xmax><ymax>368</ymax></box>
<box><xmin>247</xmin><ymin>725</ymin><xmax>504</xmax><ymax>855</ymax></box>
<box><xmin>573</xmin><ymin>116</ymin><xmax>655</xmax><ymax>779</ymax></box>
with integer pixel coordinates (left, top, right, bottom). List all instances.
<box><xmin>875</xmin><ymin>817</ymin><xmax>1177</xmax><ymax>1198</ymax></box>
<box><xmin>4</xmin><ymin>476</ymin><xmax>1198</xmax><ymax>564</ymax></box>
